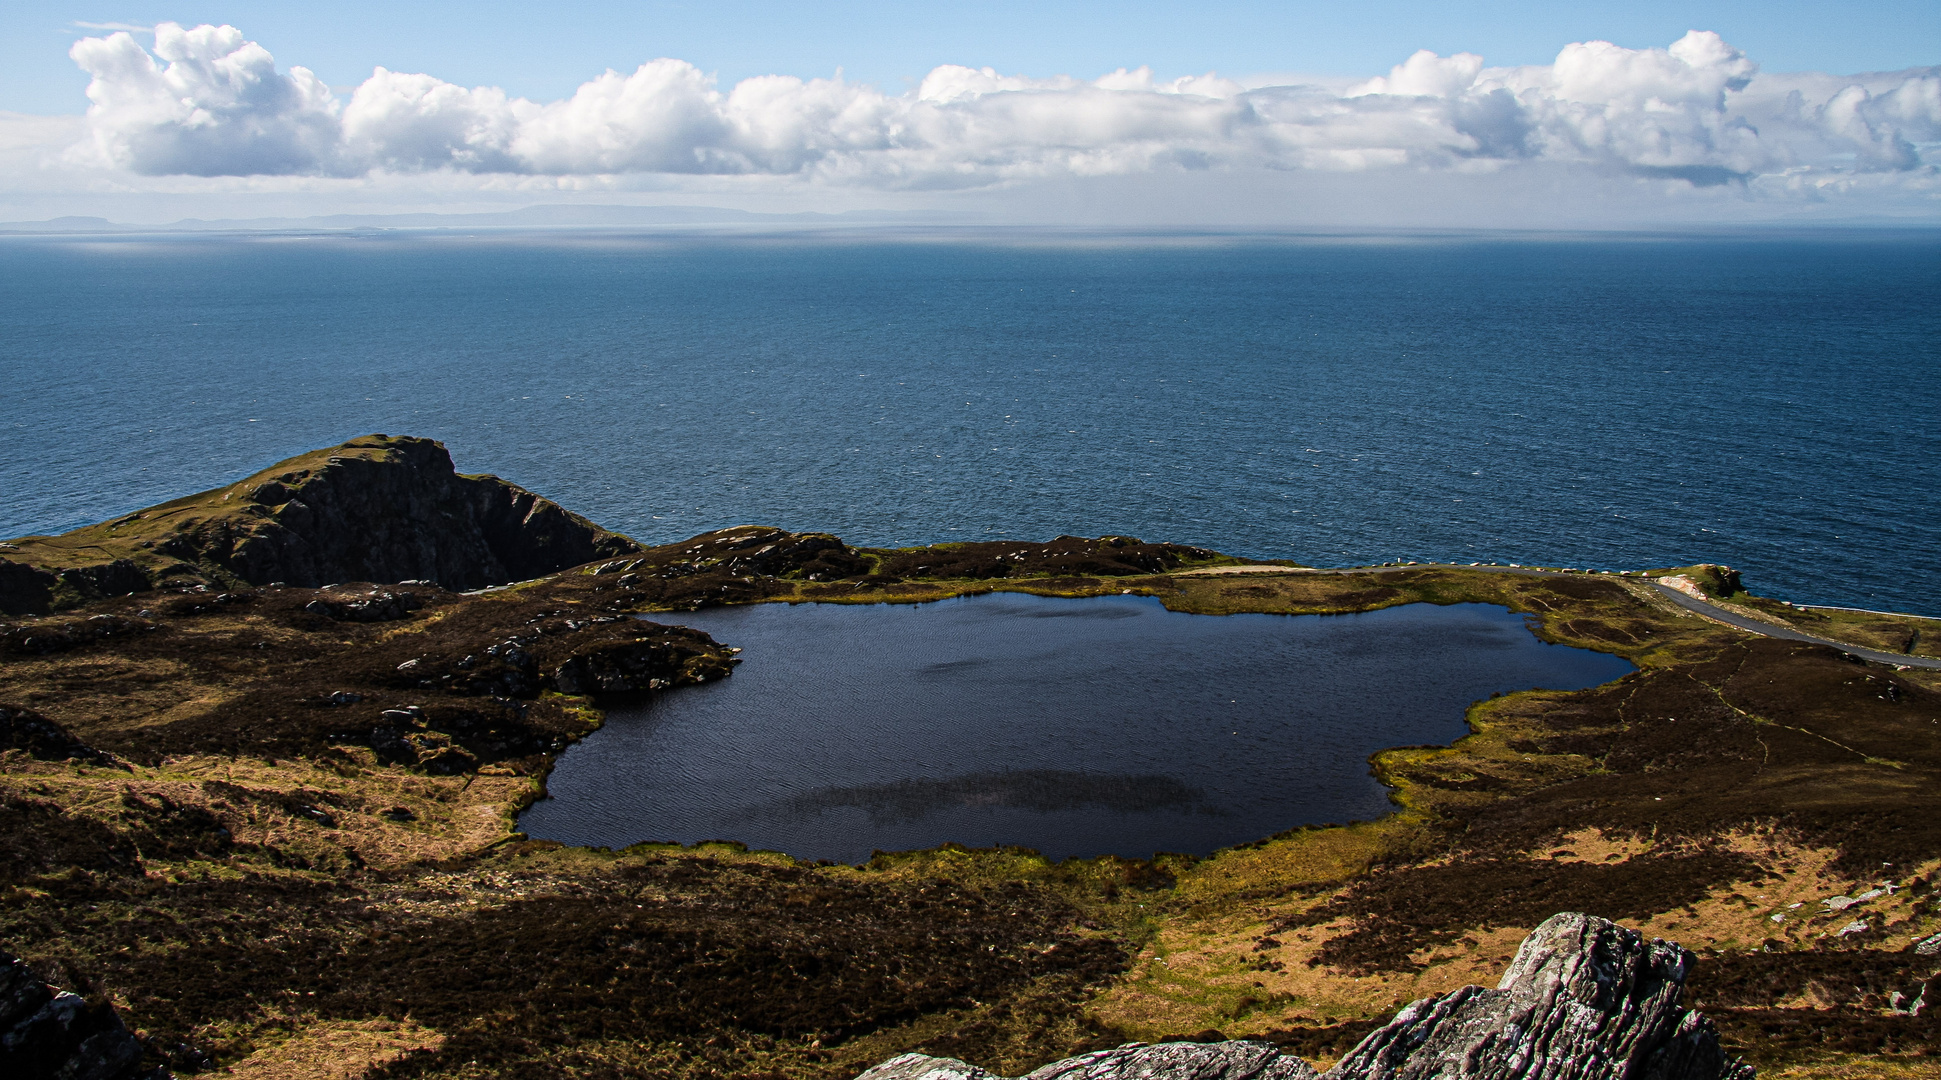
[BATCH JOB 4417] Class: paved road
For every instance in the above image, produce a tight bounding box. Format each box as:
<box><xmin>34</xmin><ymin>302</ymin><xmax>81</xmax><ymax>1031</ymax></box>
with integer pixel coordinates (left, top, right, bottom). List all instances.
<box><xmin>1642</xmin><ymin>582</ymin><xmax>1941</xmax><ymax>670</ymax></box>
<box><xmin>1213</xmin><ymin>562</ymin><xmax>1941</xmax><ymax>671</ymax></box>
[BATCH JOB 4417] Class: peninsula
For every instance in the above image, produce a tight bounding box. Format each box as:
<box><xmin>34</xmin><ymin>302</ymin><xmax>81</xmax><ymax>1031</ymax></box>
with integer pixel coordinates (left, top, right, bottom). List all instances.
<box><xmin>2</xmin><ymin>436</ymin><xmax>1935</xmax><ymax>1079</ymax></box>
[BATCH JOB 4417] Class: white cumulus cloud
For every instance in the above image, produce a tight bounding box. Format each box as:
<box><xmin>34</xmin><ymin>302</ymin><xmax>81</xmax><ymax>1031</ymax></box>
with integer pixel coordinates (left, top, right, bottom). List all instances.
<box><xmin>62</xmin><ymin>24</ymin><xmax>1941</xmax><ymax>194</ymax></box>
<box><xmin>71</xmin><ymin>23</ymin><xmax>341</xmax><ymax>176</ymax></box>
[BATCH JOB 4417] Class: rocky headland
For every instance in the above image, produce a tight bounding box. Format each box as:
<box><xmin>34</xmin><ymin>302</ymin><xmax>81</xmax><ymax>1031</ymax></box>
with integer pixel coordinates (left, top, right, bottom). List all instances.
<box><xmin>0</xmin><ymin>435</ymin><xmax>639</xmax><ymax>614</ymax></box>
<box><xmin>1</xmin><ymin>436</ymin><xmax>1937</xmax><ymax>1079</ymax></box>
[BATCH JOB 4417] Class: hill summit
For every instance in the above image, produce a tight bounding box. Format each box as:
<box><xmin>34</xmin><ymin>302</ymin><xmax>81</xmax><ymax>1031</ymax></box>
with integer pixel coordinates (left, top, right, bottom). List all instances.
<box><xmin>0</xmin><ymin>435</ymin><xmax>638</xmax><ymax>613</ymax></box>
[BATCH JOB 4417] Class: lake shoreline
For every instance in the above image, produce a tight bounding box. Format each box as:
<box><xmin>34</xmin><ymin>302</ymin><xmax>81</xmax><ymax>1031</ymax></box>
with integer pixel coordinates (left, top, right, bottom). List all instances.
<box><xmin>3</xmin><ymin>436</ymin><xmax>1937</xmax><ymax>1077</ymax></box>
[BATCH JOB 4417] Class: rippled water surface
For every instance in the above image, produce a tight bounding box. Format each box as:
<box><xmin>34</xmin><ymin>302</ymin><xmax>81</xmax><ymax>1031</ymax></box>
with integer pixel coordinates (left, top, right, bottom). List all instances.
<box><xmin>1</xmin><ymin>229</ymin><xmax>1937</xmax><ymax>612</ymax></box>
<box><xmin>518</xmin><ymin>594</ymin><xmax>1634</xmax><ymax>861</ymax></box>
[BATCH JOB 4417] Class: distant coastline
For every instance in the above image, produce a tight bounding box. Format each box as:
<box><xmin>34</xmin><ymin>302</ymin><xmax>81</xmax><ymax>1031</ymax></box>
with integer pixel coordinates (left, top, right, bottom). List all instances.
<box><xmin>0</xmin><ymin>202</ymin><xmax>986</xmax><ymax>234</ymax></box>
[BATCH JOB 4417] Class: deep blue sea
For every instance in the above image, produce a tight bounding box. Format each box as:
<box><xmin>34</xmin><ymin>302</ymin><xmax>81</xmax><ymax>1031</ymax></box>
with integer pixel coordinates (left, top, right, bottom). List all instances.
<box><xmin>2</xmin><ymin>228</ymin><xmax>1936</xmax><ymax>612</ymax></box>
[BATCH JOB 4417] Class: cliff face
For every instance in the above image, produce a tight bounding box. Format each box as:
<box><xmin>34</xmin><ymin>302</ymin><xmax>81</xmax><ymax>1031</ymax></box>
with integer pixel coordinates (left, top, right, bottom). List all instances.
<box><xmin>201</xmin><ymin>436</ymin><xmax>639</xmax><ymax>588</ymax></box>
<box><xmin>0</xmin><ymin>436</ymin><xmax>639</xmax><ymax>612</ymax></box>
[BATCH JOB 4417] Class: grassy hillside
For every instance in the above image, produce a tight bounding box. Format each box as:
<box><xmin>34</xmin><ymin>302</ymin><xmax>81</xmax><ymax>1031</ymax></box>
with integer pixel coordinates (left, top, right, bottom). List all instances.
<box><xmin>3</xmin><ymin>477</ymin><xmax>1936</xmax><ymax>1077</ymax></box>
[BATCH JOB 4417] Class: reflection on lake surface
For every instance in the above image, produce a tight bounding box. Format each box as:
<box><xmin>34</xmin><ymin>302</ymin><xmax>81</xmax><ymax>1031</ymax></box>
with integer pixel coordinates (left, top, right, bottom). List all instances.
<box><xmin>518</xmin><ymin>593</ymin><xmax>1633</xmax><ymax>862</ymax></box>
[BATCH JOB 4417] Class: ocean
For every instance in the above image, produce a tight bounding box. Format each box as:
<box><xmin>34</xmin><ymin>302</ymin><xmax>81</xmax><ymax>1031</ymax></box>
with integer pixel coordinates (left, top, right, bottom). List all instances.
<box><xmin>2</xmin><ymin>227</ymin><xmax>1936</xmax><ymax>613</ymax></box>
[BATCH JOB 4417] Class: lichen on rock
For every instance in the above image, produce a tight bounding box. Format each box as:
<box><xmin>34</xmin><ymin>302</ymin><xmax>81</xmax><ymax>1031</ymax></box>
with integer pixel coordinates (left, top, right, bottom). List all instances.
<box><xmin>857</xmin><ymin>914</ymin><xmax>1752</xmax><ymax>1080</ymax></box>
<box><xmin>859</xmin><ymin>1041</ymin><xmax>1319</xmax><ymax>1080</ymax></box>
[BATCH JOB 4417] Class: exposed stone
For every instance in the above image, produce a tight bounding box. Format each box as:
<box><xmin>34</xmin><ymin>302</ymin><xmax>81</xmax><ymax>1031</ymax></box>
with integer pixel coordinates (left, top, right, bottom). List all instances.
<box><xmin>0</xmin><ymin>951</ymin><xmax>167</xmax><ymax>1080</ymax></box>
<box><xmin>0</xmin><ymin>557</ymin><xmax>55</xmax><ymax>616</ymax></box>
<box><xmin>1322</xmin><ymin>912</ymin><xmax>1751</xmax><ymax>1079</ymax></box>
<box><xmin>552</xmin><ymin>637</ymin><xmax>738</xmax><ymax>694</ymax></box>
<box><xmin>0</xmin><ymin>557</ymin><xmax>158</xmax><ymax>615</ymax></box>
<box><xmin>855</xmin><ymin>914</ymin><xmax>1752</xmax><ymax>1080</ymax></box>
<box><xmin>56</xmin><ymin>560</ymin><xmax>153</xmax><ymax>604</ymax></box>
<box><xmin>0</xmin><ymin>615</ymin><xmax>156</xmax><ymax>656</ymax></box>
<box><xmin>1027</xmin><ymin>1043</ymin><xmax>1318</xmax><ymax>1080</ymax></box>
<box><xmin>303</xmin><ymin>588</ymin><xmax>425</xmax><ymax>622</ymax></box>
<box><xmin>856</xmin><ymin>1041</ymin><xmax>1319</xmax><ymax>1080</ymax></box>
<box><xmin>0</xmin><ymin>706</ymin><xmax>123</xmax><ymax>767</ymax></box>
<box><xmin>210</xmin><ymin>438</ymin><xmax>640</xmax><ymax>589</ymax></box>
<box><xmin>859</xmin><ymin>1053</ymin><xmax>994</xmax><ymax>1080</ymax></box>
<box><xmin>2</xmin><ymin>436</ymin><xmax>642</xmax><ymax>612</ymax></box>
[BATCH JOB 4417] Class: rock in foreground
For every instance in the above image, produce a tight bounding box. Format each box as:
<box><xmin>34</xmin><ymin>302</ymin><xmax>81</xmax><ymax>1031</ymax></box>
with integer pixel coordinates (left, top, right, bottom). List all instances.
<box><xmin>860</xmin><ymin>1041</ymin><xmax>1319</xmax><ymax>1080</ymax></box>
<box><xmin>856</xmin><ymin>913</ymin><xmax>1751</xmax><ymax>1080</ymax></box>
<box><xmin>1</xmin><ymin>950</ymin><xmax>168</xmax><ymax>1079</ymax></box>
<box><xmin>1328</xmin><ymin>911</ymin><xmax>1752</xmax><ymax>1078</ymax></box>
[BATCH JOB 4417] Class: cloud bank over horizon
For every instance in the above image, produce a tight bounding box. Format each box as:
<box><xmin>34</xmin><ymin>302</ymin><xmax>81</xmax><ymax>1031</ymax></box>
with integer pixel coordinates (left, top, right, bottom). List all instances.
<box><xmin>9</xmin><ymin>22</ymin><xmax>1938</xmax><ymax>221</ymax></box>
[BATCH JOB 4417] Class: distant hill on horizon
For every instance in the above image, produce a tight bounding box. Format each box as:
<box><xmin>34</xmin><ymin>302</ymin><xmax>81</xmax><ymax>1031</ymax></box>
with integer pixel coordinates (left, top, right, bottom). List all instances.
<box><xmin>0</xmin><ymin>203</ymin><xmax>981</xmax><ymax>233</ymax></box>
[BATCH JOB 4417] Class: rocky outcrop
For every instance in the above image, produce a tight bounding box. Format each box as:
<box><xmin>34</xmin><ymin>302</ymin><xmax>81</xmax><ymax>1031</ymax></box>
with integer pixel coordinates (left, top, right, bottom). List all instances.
<box><xmin>552</xmin><ymin>635</ymin><xmax>739</xmax><ymax>694</ymax></box>
<box><xmin>0</xmin><ymin>706</ymin><xmax>123</xmax><ymax>767</ymax></box>
<box><xmin>0</xmin><ymin>614</ymin><xmax>157</xmax><ymax>656</ymax></box>
<box><xmin>0</xmin><ymin>557</ymin><xmax>55</xmax><ymax>617</ymax></box>
<box><xmin>0</xmin><ymin>951</ymin><xmax>167</xmax><ymax>1079</ymax></box>
<box><xmin>860</xmin><ymin>1042</ymin><xmax>1318</xmax><ymax>1080</ymax></box>
<box><xmin>1326</xmin><ymin>912</ymin><xmax>1751</xmax><ymax>1079</ymax></box>
<box><xmin>0</xmin><ymin>560</ymin><xmax>156</xmax><ymax>616</ymax></box>
<box><xmin>302</xmin><ymin>586</ymin><xmax>427</xmax><ymax>622</ymax></box>
<box><xmin>2</xmin><ymin>436</ymin><xmax>641</xmax><ymax>611</ymax></box>
<box><xmin>204</xmin><ymin>436</ymin><xmax>638</xmax><ymax>588</ymax></box>
<box><xmin>855</xmin><ymin>914</ymin><xmax>1751</xmax><ymax>1080</ymax></box>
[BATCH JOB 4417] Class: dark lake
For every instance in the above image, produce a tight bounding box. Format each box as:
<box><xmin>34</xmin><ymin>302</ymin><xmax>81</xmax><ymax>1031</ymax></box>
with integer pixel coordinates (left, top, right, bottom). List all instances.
<box><xmin>517</xmin><ymin>593</ymin><xmax>1634</xmax><ymax>862</ymax></box>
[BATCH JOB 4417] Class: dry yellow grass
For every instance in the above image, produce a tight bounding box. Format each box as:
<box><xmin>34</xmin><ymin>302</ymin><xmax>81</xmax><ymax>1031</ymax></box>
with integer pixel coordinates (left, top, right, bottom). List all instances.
<box><xmin>0</xmin><ymin>751</ymin><xmax>534</xmax><ymax>872</ymax></box>
<box><xmin>221</xmin><ymin>1017</ymin><xmax>445</xmax><ymax>1080</ymax></box>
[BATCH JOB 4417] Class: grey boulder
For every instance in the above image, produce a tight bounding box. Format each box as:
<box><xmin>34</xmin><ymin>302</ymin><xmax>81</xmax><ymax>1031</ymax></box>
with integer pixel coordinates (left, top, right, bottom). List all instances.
<box><xmin>857</xmin><ymin>1041</ymin><xmax>1318</xmax><ymax>1080</ymax></box>
<box><xmin>1325</xmin><ymin>912</ymin><xmax>1751</xmax><ymax>1079</ymax></box>
<box><xmin>853</xmin><ymin>912</ymin><xmax>1751</xmax><ymax>1080</ymax></box>
<box><xmin>0</xmin><ymin>950</ymin><xmax>166</xmax><ymax>1080</ymax></box>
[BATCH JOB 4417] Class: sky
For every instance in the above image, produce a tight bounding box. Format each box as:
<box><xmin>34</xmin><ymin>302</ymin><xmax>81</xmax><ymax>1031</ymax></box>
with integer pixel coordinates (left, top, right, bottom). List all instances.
<box><xmin>2</xmin><ymin>1</ymin><xmax>1937</xmax><ymax>227</ymax></box>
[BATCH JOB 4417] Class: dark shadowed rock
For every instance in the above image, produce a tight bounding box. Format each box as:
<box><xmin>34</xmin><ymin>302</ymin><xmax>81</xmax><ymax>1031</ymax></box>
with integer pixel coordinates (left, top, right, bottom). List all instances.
<box><xmin>854</xmin><ymin>914</ymin><xmax>1750</xmax><ymax>1080</ymax></box>
<box><xmin>0</xmin><ymin>615</ymin><xmax>156</xmax><ymax>657</ymax></box>
<box><xmin>0</xmin><ymin>558</ymin><xmax>55</xmax><ymax>616</ymax></box>
<box><xmin>303</xmin><ymin>587</ymin><xmax>426</xmax><ymax>622</ymax></box>
<box><xmin>552</xmin><ymin>635</ymin><xmax>739</xmax><ymax>694</ymax></box>
<box><xmin>2</xmin><ymin>436</ymin><xmax>641</xmax><ymax>610</ymax></box>
<box><xmin>0</xmin><ymin>951</ymin><xmax>167</xmax><ymax>1080</ymax></box>
<box><xmin>194</xmin><ymin>436</ymin><xmax>640</xmax><ymax>589</ymax></box>
<box><xmin>0</xmin><ymin>706</ymin><xmax>123</xmax><ymax>767</ymax></box>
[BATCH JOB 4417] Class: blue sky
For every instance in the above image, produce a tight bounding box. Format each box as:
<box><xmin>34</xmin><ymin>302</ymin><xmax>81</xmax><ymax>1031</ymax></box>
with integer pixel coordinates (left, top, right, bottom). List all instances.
<box><xmin>7</xmin><ymin>0</ymin><xmax>1936</xmax><ymax>113</ymax></box>
<box><xmin>1</xmin><ymin>2</ymin><xmax>1936</xmax><ymax>226</ymax></box>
